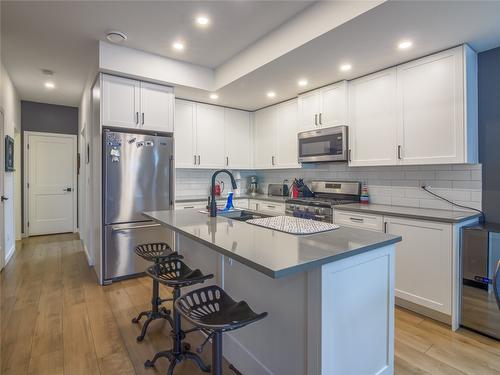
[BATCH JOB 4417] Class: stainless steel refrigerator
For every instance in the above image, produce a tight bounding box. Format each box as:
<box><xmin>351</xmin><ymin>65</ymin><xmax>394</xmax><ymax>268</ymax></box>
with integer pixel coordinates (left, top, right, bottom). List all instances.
<box><xmin>102</xmin><ymin>129</ymin><xmax>173</xmax><ymax>283</ymax></box>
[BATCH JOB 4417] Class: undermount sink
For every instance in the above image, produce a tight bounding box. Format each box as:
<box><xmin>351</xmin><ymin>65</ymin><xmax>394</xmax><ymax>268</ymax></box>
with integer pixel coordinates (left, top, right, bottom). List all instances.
<box><xmin>218</xmin><ymin>209</ymin><xmax>273</xmax><ymax>222</ymax></box>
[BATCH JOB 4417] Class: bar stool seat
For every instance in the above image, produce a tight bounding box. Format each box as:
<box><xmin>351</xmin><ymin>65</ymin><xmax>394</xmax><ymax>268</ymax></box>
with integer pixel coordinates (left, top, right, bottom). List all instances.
<box><xmin>131</xmin><ymin>242</ymin><xmax>181</xmax><ymax>342</ymax></box>
<box><xmin>144</xmin><ymin>259</ymin><xmax>214</xmax><ymax>374</ymax></box>
<box><xmin>175</xmin><ymin>285</ymin><xmax>267</xmax><ymax>375</ymax></box>
<box><xmin>175</xmin><ymin>285</ymin><xmax>267</xmax><ymax>332</ymax></box>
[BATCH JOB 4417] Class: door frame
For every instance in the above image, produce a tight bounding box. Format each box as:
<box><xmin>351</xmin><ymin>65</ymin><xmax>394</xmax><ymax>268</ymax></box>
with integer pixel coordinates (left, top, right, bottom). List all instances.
<box><xmin>0</xmin><ymin>109</ymin><xmax>4</xmax><ymax>270</ymax></box>
<box><xmin>23</xmin><ymin>131</ymin><xmax>78</xmax><ymax>236</ymax></box>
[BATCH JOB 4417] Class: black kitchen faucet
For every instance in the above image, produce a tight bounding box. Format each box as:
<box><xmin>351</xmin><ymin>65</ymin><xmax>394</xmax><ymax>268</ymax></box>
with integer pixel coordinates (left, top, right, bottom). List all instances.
<box><xmin>210</xmin><ymin>169</ymin><xmax>237</xmax><ymax>217</ymax></box>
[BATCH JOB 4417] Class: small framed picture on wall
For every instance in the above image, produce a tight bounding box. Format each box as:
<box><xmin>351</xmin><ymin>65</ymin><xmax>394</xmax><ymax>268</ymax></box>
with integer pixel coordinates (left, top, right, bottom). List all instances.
<box><xmin>5</xmin><ymin>135</ymin><xmax>15</xmax><ymax>172</ymax></box>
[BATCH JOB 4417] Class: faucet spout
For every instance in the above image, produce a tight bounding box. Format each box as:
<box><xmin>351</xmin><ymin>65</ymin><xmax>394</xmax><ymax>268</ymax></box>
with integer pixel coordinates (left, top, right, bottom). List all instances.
<box><xmin>210</xmin><ymin>169</ymin><xmax>237</xmax><ymax>217</ymax></box>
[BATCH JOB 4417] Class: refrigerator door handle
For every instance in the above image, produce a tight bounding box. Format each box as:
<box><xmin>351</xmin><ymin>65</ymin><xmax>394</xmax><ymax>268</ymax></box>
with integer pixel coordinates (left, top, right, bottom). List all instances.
<box><xmin>111</xmin><ymin>223</ymin><xmax>161</xmax><ymax>232</ymax></box>
<box><xmin>493</xmin><ymin>259</ymin><xmax>500</xmax><ymax>310</ymax></box>
<box><xmin>169</xmin><ymin>155</ymin><xmax>174</xmax><ymax>206</ymax></box>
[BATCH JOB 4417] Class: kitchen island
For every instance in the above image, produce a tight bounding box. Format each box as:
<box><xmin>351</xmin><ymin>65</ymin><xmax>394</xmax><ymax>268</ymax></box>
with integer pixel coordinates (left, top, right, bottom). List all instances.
<box><xmin>144</xmin><ymin>209</ymin><xmax>402</xmax><ymax>375</ymax></box>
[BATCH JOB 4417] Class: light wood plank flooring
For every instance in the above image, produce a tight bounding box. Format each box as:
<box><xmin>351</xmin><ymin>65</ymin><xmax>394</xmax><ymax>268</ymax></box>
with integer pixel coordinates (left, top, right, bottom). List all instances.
<box><xmin>3</xmin><ymin>233</ymin><xmax>500</xmax><ymax>375</ymax></box>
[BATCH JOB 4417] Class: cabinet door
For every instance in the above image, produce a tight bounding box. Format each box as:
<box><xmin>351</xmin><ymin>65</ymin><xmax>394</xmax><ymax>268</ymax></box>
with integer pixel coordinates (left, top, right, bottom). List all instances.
<box><xmin>397</xmin><ymin>47</ymin><xmax>465</xmax><ymax>165</ymax></box>
<box><xmin>298</xmin><ymin>91</ymin><xmax>320</xmax><ymax>132</ymax></box>
<box><xmin>348</xmin><ymin>68</ymin><xmax>399</xmax><ymax>166</ymax></box>
<box><xmin>253</xmin><ymin>106</ymin><xmax>276</xmax><ymax>169</ymax></box>
<box><xmin>320</xmin><ymin>81</ymin><xmax>347</xmax><ymax>127</ymax></box>
<box><xmin>386</xmin><ymin>217</ymin><xmax>452</xmax><ymax>315</ymax></box>
<box><xmin>196</xmin><ymin>103</ymin><xmax>225</xmax><ymax>168</ymax></box>
<box><xmin>102</xmin><ymin>75</ymin><xmax>140</xmax><ymax>128</ymax></box>
<box><xmin>224</xmin><ymin>108</ymin><xmax>251</xmax><ymax>169</ymax></box>
<box><xmin>275</xmin><ymin>99</ymin><xmax>300</xmax><ymax>168</ymax></box>
<box><xmin>174</xmin><ymin>100</ymin><xmax>197</xmax><ymax>168</ymax></box>
<box><xmin>140</xmin><ymin>82</ymin><xmax>174</xmax><ymax>132</ymax></box>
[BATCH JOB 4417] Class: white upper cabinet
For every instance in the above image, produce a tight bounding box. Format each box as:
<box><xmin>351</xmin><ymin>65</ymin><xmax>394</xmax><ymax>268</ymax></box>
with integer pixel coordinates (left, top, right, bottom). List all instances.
<box><xmin>174</xmin><ymin>99</ymin><xmax>197</xmax><ymax>168</ymax></box>
<box><xmin>102</xmin><ymin>75</ymin><xmax>140</xmax><ymax>128</ymax></box>
<box><xmin>397</xmin><ymin>45</ymin><xmax>477</xmax><ymax>165</ymax></box>
<box><xmin>102</xmin><ymin>74</ymin><xmax>174</xmax><ymax>133</ymax></box>
<box><xmin>253</xmin><ymin>100</ymin><xmax>301</xmax><ymax>169</ymax></box>
<box><xmin>276</xmin><ymin>99</ymin><xmax>300</xmax><ymax>168</ymax></box>
<box><xmin>196</xmin><ymin>103</ymin><xmax>226</xmax><ymax>168</ymax></box>
<box><xmin>298</xmin><ymin>81</ymin><xmax>348</xmax><ymax>132</ymax></box>
<box><xmin>224</xmin><ymin>108</ymin><xmax>252</xmax><ymax>169</ymax></box>
<box><xmin>348</xmin><ymin>45</ymin><xmax>477</xmax><ymax>167</ymax></box>
<box><xmin>298</xmin><ymin>90</ymin><xmax>320</xmax><ymax>131</ymax></box>
<box><xmin>349</xmin><ymin>68</ymin><xmax>399</xmax><ymax>166</ymax></box>
<box><xmin>319</xmin><ymin>81</ymin><xmax>348</xmax><ymax>128</ymax></box>
<box><xmin>253</xmin><ymin>106</ymin><xmax>276</xmax><ymax>169</ymax></box>
<box><xmin>140</xmin><ymin>82</ymin><xmax>174</xmax><ymax>132</ymax></box>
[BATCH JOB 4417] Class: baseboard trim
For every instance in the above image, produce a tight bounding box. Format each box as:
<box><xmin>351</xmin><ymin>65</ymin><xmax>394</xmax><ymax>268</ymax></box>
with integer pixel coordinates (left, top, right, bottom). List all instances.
<box><xmin>396</xmin><ymin>297</ymin><xmax>451</xmax><ymax>325</ymax></box>
<box><xmin>5</xmin><ymin>244</ymin><xmax>15</xmax><ymax>266</ymax></box>
<box><xmin>82</xmin><ymin>241</ymin><xmax>93</xmax><ymax>266</ymax></box>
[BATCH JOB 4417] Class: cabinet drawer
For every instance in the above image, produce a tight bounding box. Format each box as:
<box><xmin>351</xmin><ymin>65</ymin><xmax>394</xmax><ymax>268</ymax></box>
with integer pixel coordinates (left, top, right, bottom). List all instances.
<box><xmin>175</xmin><ymin>202</ymin><xmax>207</xmax><ymax>210</ymax></box>
<box><xmin>334</xmin><ymin>210</ymin><xmax>384</xmax><ymax>232</ymax></box>
<box><xmin>250</xmin><ymin>200</ymin><xmax>285</xmax><ymax>214</ymax></box>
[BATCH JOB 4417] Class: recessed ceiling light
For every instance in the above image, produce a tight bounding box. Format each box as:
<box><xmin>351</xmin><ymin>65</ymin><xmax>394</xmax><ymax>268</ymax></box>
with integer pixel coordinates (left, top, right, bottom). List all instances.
<box><xmin>45</xmin><ymin>82</ymin><xmax>55</xmax><ymax>89</ymax></box>
<box><xmin>196</xmin><ymin>15</ymin><xmax>210</xmax><ymax>27</ymax></box>
<box><xmin>340</xmin><ymin>64</ymin><xmax>352</xmax><ymax>72</ymax></box>
<box><xmin>209</xmin><ymin>93</ymin><xmax>219</xmax><ymax>100</ymax></box>
<box><xmin>398</xmin><ymin>40</ymin><xmax>413</xmax><ymax>50</ymax></box>
<box><xmin>106</xmin><ymin>30</ymin><xmax>127</xmax><ymax>43</ymax></box>
<box><xmin>172</xmin><ymin>41</ymin><xmax>185</xmax><ymax>51</ymax></box>
<box><xmin>298</xmin><ymin>79</ymin><xmax>308</xmax><ymax>87</ymax></box>
<box><xmin>267</xmin><ymin>91</ymin><xmax>276</xmax><ymax>98</ymax></box>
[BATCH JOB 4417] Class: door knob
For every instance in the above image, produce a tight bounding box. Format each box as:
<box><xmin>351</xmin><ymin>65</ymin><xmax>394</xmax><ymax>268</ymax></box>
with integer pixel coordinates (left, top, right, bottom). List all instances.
<box><xmin>63</xmin><ymin>188</ymin><xmax>72</xmax><ymax>192</ymax></box>
<box><xmin>1</xmin><ymin>195</ymin><xmax>8</xmax><ymax>202</ymax></box>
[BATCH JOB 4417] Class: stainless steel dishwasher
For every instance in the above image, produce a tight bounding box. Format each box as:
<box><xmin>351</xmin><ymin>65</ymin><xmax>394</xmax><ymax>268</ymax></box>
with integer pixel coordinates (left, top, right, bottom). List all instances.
<box><xmin>461</xmin><ymin>224</ymin><xmax>500</xmax><ymax>339</ymax></box>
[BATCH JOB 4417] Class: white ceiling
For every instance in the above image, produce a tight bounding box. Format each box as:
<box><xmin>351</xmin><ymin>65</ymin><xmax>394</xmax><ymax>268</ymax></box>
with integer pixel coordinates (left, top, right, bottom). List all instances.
<box><xmin>3</xmin><ymin>1</ymin><xmax>500</xmax><ymax>111</ymax></box>
<box><xmin>1</xmin><ymin>0</ymin><xmax>313</xmax><ymax>106</ymax></box>
<box><xmin>176</xmin><ymin>0</ymin><xmax>500</xmax><ymax>110</ymax></box>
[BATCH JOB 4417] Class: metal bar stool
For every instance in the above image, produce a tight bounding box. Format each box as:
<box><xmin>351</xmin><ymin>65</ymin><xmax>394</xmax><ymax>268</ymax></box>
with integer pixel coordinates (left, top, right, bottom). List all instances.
<box><xmin>144</xmin><ymin>258</ymin><xmax>214</xmax><ymax>374</ymax></box>
<box><xmin>175</xmin><ymin>285</ymin><xmax>268</xmax><ymax>375</ymax></box>
<box><xmin>132</xmin><ymin>242</ymin><xmax>181</xmax><ymax>341</ymax></box>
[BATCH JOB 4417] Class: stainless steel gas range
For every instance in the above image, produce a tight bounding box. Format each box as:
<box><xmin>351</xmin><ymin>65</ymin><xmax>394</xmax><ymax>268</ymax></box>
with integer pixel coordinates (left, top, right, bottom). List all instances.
<box><xmin>285</xmin><ymin>181</ymin><xmax>361</xmax><ymax>223</ymax></box>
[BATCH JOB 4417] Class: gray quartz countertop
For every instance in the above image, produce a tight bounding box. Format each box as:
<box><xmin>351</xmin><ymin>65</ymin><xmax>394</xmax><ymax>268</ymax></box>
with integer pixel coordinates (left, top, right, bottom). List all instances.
<box><xmin>175</xmin><ymin>194</ymin><xmax>288</xmax><ymax>203</ymax></box>
<box><xmin>335</xmin><ymin>203</ymin><xmax>481</xmax><ymax>223</ymax></box>
<box><xmin>143</xmin><ymin>209</ymin><xmax>401</xmax><ymax>279</ymax></box>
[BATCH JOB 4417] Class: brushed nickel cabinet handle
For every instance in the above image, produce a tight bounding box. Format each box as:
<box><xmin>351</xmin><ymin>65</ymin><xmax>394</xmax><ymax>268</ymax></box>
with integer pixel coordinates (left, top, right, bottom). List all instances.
<box><xmin>314</xmin><ymin>114</ymin><xmax>318</xmax><ymax>126</ymax></box>
<box><xmin>226</xmin><ymin>156</ymin><xmax>229</xmax><ymax>166</ymax></box>
<box><xmin>197</xmin><ymin>155</ymin><xmax>201</xmax><ymax>165</ymax></box>
<box><xmin>350</xmin><ymin>217</ymin><xmax>364</xmax><ymax>222</ymax></box>
<box><xmin>319</xmin><ymin>113</ymin><xmax>322</xmax><ymax>125</ymax></box>
<box><xmin>135</xmin><ymin>112</ymin><xmax>139</xmax><ymax>125</ymax></box>
<box><xmin>141</xmin><ymin>112</ymin><xmax>145</xmax><ymax>125</ymax></box>
<box><xmin>194</xmin><ymin>155</ymin><xmax>197</xmax><ymax>165</ymax></box>
<box><xmin>398</xmin><ymin>145</ymin><xmax>402</xmax><ymax>160</ymax></box>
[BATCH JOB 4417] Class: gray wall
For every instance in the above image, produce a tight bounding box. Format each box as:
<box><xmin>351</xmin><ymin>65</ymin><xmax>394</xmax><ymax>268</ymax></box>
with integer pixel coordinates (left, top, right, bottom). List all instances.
<box><xmin>479</xmin><ymin>46</ymin><xmax>500</xmax><ymax>223</ymax></box>
<box><xmin>21</xmin><ymin>100</ymin><xmax>78</xmax><ymax>134</ymax></box>
<box><xmin>21</xmin><ymin>101</ymin><xmax>79</xmax><ymax>232</ymax></box>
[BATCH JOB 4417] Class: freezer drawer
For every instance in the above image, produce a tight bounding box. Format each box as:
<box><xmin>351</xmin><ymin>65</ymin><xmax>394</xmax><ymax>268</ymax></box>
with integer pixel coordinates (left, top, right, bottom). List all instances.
<box><xmin>104</xmin><ymin>221</ymin><xmax>172</xmax><ymax>281</ymax></box>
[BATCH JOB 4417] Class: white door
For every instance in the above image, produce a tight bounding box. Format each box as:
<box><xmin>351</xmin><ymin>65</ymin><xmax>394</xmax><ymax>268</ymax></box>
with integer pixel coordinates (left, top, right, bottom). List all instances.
<box><xmin>276</xmin><ymin>99</ymin><xmax>300</xmax><ymax>168</ymax></box>
<box><xmin>174</xmin><ymin>100</ymin><xmax>197</xmax><ymax>168</ymax></box>
<box><xmin>102</xmin><ymin>75</ymin><xmax>140</xmax><ymax>128</ymax></box>
<box><xmin>253</xmin><ymin>106</ymin><xmax>276</xmax><ymax>169</ymax></box>
<box><xmin>0</xmin><ymin>111</ymin><xmax>4</xmax><ymax>269</ymax></box>
<box><xmin>27</xmin><ymin>132</ymin><xmax>77</xmax><ymax>235</ymax></box>
<box><xmin>398</xmin><ymin>47</ymin><xmax>465</xmax><ymax>165</ymax></box>
<box><xmin>140</xmin><ymin>82</ymin><xmax>174</xmax><ymax>132</ymax></box>
<box><xmin>196</xmin><ymin>103</ymin><xmax>225</xmax><ymax>168</ymax></box>
<box><xmin>224</xmin><ymin>108</ymin><xmax>251</xmax><ymax>169</ymax></box>
<box><xmin>349</xmin><ymin>68</ymin><xmax>399</xmax><ymax>166</ymax></box>
<box><xmin>386</xmin><ymin>217</ymin><xmax>453</xmax><ymax>315</ymax></box>
<box><xmin>320</xmin><ymin>81</ymin><xmax>348</xmax><ymax>127</ymax></box>
<box><xmin>298</xmin><ymin>91</ymin><xmax>320</xmax><ymax>131</ymax></box>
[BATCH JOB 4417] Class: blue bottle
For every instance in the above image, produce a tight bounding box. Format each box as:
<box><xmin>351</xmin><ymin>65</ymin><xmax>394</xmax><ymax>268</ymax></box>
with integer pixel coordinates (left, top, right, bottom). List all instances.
<box><xmin>222</xmin><ymin>192</ymin><xmax>234</xmax><ymax>211</ymax></box>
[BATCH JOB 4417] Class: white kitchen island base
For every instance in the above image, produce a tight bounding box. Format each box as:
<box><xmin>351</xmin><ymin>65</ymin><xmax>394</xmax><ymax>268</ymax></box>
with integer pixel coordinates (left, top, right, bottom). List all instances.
<box><xmin>177</xmin><ymin>234</ymin><xmax>395</xmax><ymax>375</ymax></box>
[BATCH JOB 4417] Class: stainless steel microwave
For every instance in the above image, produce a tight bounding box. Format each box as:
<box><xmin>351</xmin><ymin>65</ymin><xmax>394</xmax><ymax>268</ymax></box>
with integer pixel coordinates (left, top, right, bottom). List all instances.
<box><xmin>298</xmin><ymin>125</ymin><xmax>348</xmax><ymax>163</ymax></box>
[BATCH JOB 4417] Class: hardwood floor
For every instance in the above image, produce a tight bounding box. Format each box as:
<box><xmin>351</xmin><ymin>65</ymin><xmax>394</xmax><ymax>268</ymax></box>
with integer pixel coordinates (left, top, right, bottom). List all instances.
<box><xmin>2</xmin><ymin>233</ymin><xmax>500</xmax><ymax>375</ymax></box>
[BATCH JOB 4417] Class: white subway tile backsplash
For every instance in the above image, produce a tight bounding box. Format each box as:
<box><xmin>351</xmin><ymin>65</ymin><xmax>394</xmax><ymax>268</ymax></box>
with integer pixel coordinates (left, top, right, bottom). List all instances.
<box><xmin>176</xmin><ymin>163</ymin><xmax>482</xmax><ymax>213</ymax></box>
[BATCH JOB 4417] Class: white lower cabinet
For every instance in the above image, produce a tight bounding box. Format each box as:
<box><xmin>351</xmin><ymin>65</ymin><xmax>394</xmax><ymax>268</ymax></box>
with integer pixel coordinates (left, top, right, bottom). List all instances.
<box><xmin>334</xmin><ymin>210</ymin><xmax>456</xmax><ymax>320</ymax></box>
<box><xmin>385</xmin><ymin>217</ymin><xmax>453</xmax><ymax>315</ymax></box>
